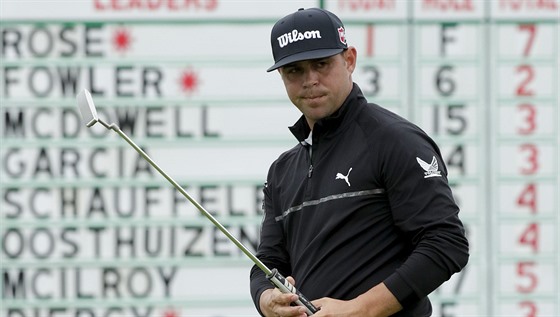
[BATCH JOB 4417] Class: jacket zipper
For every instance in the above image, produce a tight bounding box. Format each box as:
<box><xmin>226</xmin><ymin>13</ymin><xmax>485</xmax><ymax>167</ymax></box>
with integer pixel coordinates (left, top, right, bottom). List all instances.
<box><xmin>307</xmin><ymin>143</ymin><xmax>313</xmax><ymax>178</ymax></box>
<box><xmin>304</xmin><ymin>137</ymin><xmax>313</xmax><ymax>178</ymax></box>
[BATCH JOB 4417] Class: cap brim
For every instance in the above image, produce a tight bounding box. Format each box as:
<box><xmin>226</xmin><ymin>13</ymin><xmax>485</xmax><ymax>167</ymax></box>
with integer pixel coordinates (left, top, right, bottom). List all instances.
<box><xmin>266</xmin><ymin>48</ymin><xmax>344</xmax><ymax>72</ymax></box>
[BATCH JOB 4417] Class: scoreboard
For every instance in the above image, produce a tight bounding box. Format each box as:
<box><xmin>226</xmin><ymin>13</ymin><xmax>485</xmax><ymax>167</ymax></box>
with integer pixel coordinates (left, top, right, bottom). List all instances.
<box><xmin>1</xmin><ymin>1</ymin><xmax>558</xmax><ymax>316</ymax></box>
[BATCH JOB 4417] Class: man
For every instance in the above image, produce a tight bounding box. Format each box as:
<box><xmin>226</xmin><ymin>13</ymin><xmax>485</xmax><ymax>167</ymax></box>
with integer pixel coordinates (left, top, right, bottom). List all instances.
<box><xmin>250</xmin><ymin>8</ymin><xmax>469</xmax><ymax>317</ymax></box>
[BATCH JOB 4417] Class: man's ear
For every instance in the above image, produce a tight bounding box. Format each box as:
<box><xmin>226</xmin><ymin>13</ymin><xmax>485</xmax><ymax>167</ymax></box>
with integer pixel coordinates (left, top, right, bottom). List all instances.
<box><xmin>344</xmin><ymin>47</ymin><xmax>358</xmax><ymax>73</ymax></box>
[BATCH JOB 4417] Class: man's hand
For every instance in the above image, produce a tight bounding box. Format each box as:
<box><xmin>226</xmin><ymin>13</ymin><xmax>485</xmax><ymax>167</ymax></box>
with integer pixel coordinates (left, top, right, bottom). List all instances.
<box><xmin>259</xmin><ymin>276</ymin><xmax>308</xmax><ymax>317</ymax></box>
<box><xmin>310</xmin><ymin>282</ymin><xmax>402</xmax><ymax>317</ymax></box>
<box><xmin>310</xmin><ymin>297</ymin><xmax>359</xmax><ymax>316</ymax></box>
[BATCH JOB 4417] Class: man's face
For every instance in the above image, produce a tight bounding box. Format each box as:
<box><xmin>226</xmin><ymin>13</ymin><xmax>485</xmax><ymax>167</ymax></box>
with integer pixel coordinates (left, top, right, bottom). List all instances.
<box><xmin>279</xmin><ymin>47</ymin><xmax>357</xmax><ymax>129</ymax></box>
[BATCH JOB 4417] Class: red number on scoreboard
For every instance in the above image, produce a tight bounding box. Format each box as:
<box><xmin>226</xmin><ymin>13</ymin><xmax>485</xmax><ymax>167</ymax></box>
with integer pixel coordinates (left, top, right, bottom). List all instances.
<box><xmin>516</xmin><ymin>261</ymin><xmax>538</xmax><ymax>293</ymax></box>
<box><xmin>518</xmin><ymin>222</ymin><xmax>539</xmax><ymax>253</ymax></box>
<box><xmin>517</xmin><ymin>104</ymin><xmax>537</xmax><ymax>135</ymax></box>
<box><xmin>516</xmin><ymin>65</ymin><xmax>535</xmax><ymax>96</ymax></box>
<box><xmin>519</xmin><ymin>301</ymin><xmax>538</xmax><ymax>317</ymax></box>
<box><xmin>366</xmin><ymin>24</ymin><xmax>374</xmax><ymax>57</ymax></box>
<box><xmin>518</xmin><ymin>24</ymin><xmax>536</xmax><ymax>57</ymax></box>
<box><xmin>519</xmin><ymin>144</ymin><xmax>539</xmax><ymax>175</ymax></box>
<box><xmin>516</xmin><ymin>183</ymin><xmax>537</xmax><ymax>214</ymax></box>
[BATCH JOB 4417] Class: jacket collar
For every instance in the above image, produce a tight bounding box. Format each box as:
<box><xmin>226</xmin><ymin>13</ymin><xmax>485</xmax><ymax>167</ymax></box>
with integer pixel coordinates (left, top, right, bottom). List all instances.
<box><xmin>289</xmin><ymin>83</ymin><xmax>365</xmax><ymax>142</ymax></box>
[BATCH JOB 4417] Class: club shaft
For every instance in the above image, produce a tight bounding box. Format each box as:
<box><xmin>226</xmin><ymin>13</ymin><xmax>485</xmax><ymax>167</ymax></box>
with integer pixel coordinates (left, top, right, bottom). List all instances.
<box><xmin>102</xmin><ymin>120</ymin><xmax>272</xmax><ymax>276</ymax></box>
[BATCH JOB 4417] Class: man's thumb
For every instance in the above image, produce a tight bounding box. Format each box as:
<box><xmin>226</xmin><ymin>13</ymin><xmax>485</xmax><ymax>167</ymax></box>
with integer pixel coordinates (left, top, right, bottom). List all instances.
<box><xmin>286</xmin><ymin>276</ymin><xmax>296</xmax><ymax>286</ymax></box>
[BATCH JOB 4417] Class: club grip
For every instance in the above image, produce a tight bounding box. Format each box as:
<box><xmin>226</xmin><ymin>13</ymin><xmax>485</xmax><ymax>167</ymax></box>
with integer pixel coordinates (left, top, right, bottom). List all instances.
<box><xmin>266</xmin><ymin>268</ymin><xmax>319</xmax><ymax>315</ymax></box>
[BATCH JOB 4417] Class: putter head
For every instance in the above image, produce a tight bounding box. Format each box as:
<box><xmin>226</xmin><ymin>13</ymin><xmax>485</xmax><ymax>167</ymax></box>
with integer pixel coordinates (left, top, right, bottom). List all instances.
<box><xmin>76</xmin><ymin>89</ymin><xmax>99</xmax><ymax>127</ymax></box>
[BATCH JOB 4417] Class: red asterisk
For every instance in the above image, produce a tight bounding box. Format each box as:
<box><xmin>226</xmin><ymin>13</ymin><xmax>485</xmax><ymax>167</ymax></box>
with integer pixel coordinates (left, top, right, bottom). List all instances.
<box><xmin>113</xmin><ymin>28</ymin><xmax>132</xmax><ymax>52</ymax></box>
<box><xmin>162</xmin><ymin>308</ymin><xmax>180</xmax><ymax>317</ymax></box>
<box><xmin>179</xmin><ymin>69</ymin><xmax>199</xmax><ymax>94</ymax></box>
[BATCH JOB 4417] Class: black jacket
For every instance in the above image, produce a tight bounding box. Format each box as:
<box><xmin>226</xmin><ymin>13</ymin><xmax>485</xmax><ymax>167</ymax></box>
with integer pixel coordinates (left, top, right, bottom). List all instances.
<box><xmin>250</xmin><ymin>84</ymin><xmax>469</xmax><ymax>316</ymax></box>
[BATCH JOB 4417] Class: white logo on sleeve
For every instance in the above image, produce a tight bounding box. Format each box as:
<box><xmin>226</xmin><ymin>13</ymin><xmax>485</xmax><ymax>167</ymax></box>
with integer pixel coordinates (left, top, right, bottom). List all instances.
<box><xmin>335</xmin><ymin>167</ymin><xmax>352</xmax><ymax>186</ymax></box>
<box><xmin>416</xmin><ymin>156</ymin><xmax>442</xmax><ymax>178</ymax></box>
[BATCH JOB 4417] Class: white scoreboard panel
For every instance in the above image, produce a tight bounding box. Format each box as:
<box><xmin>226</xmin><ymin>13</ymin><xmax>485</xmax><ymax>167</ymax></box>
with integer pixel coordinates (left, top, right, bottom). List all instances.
<box><xmin>1</xmin><ymin>1</ymin><xmax>558</xmax><ymax>316</ymax></box>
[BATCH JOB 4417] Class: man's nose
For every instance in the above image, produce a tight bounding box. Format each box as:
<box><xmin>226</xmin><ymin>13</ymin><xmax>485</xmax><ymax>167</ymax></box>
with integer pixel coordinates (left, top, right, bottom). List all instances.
<box><xmin>303</xmin><ymin>68</ymin><xmax>320</xmax><ymax>87</ymax></box>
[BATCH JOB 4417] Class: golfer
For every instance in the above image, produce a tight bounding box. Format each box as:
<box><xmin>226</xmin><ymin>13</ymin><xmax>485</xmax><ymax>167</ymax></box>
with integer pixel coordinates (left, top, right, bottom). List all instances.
<box><xmin>250</xmin><ymin>8</ymin><xmax>469</xmax><ymax>317</ymax></box>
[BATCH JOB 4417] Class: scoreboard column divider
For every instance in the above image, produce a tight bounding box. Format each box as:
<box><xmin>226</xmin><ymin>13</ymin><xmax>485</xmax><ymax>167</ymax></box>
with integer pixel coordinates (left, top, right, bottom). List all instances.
<box><xmin>556</xmin><ymin>20</ymin><xmax>560</xmax><ymax>315</ymax></box>
<box><xmin>407</xmin><ymin>0</ymin><xmax>415</xmax><ymax>122</ymax></box>
<box><xmin>483</xmin><ymin>2</ymin><xmax>494</xmax><ymax>316</ymax></box>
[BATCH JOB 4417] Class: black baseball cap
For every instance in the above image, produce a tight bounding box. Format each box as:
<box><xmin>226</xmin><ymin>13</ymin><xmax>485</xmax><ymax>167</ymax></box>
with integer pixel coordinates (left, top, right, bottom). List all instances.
<box><xmin>267</xmin><ymin>8</ymin><xmax>347</xmax><ymax>72</ymax></box>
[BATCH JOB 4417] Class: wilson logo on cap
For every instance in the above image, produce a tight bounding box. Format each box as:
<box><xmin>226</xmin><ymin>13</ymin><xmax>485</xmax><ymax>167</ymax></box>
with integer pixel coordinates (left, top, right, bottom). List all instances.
<box><xmin>277</xmin><ymin>29</ymin><xmax>322</xmax><ymax>48</ymax></box>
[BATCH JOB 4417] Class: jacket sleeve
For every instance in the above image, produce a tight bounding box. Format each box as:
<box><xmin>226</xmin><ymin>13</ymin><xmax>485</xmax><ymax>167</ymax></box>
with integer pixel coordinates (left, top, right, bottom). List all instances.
<box><xmin>249</xmin><ymin>165</ymin><xmax>292</xmax><ymax>316</ymax></box>
<box><xmin>378</xmin><ymin>122</ymin><xmax>470</xmax><ymax>307</ymax></box>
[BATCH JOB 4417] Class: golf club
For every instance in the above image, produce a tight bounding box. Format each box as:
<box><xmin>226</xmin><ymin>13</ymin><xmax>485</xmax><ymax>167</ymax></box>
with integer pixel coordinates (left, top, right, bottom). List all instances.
<box><xmin>76</xmin><ymin>89</ymin><xmax>318</xmax><ymax>315</ymax></box>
